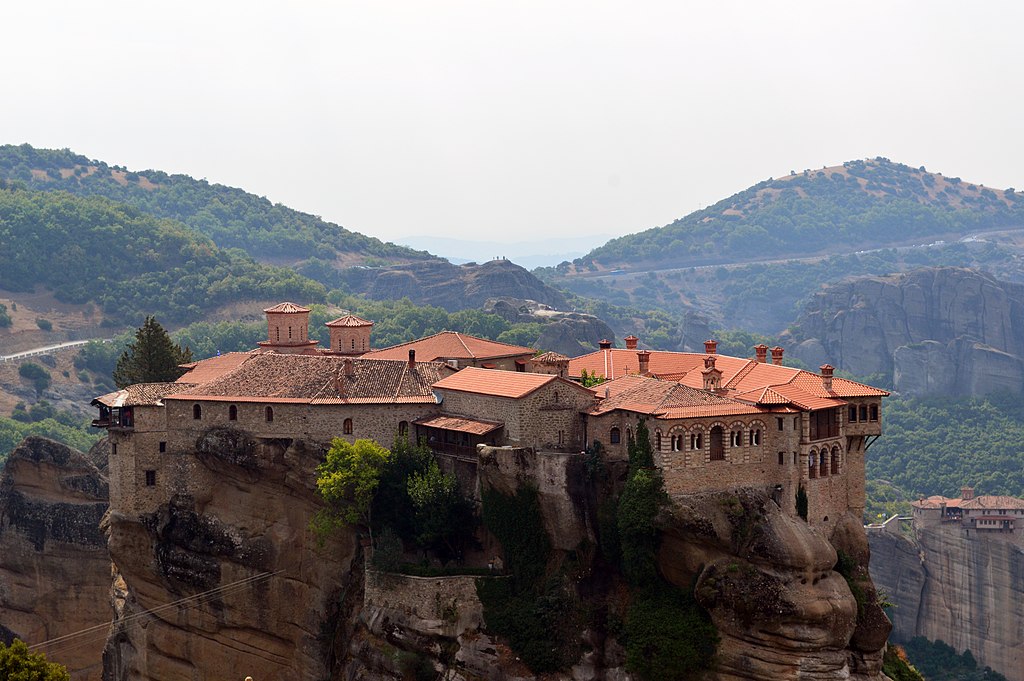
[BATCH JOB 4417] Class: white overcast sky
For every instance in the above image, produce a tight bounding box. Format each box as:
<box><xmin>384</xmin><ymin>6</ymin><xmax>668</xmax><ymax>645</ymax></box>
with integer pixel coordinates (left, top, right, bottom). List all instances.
<box><xmin>3</xmin><ymin>1</ymin><xmax>1022</xmax><ymax>246</ymax></box>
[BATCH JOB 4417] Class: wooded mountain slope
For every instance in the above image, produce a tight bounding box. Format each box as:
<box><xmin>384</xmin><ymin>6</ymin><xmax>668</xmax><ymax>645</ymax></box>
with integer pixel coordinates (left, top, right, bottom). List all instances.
<box><xmin>0</xmin><ymin>144</ymin><xmax>434</xmax><ymax>267</ymax></box>
<box><xmin>572</xmin><ymin>158</ymin><xmax>1024</xmax><ymax>271</ymax></box>
<box><xmin>0</xmin><ymin>183</ymin><xmax>324</xmax><ymax>322</ymax></box>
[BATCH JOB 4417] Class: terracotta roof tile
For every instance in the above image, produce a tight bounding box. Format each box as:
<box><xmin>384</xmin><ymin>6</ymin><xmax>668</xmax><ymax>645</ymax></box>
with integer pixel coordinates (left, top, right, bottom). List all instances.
<box><xmin>534</xmin><ymin>351</ymin><xmax>570</xmax><ymax>363</ymax></box>
<box><xmin>263</xmin><ymin>302</ymin><xmax>310</xmax><ymax>313</ymax></box>
<box><xmin>178</xmin><ymin>352</ymin><xmax>254</xmax><ymax>384</ymax></box>
<box><xmin>433</xmin><ymin>367</ymin><xmax>588</xmax><ymax>399</ymax></box>
<box><xmin>961</xmin><ymin>495</ymin><xmax>1024</xmax><ymax>510</ymax></box>
<box><xmin>166</xmin><ymin>355</ymin><xmax>454</xmax><ymax>404</ymax></box>
<box><xmin>93</xmin><ymin>382</ymin><xmax>191</xmax><ymax>408</ymax></box>
<box><xmin>325</xmin><ymin>314</ymin><xmax>374</xmax><ymax>328</ymax></box>
<box><xmin>363</xmin><ymin>331</ymin><xmax>535</xmax><ymax>362</ymax></box>
<box><xmin>413</xmin><ymin>413</ymin><xmax>504</xmax><ymax>435</ymax></box>
<box><xmin>589</xmin><ymin>375</ymin><xmax>764</xmax><ymax>419</ymax></box>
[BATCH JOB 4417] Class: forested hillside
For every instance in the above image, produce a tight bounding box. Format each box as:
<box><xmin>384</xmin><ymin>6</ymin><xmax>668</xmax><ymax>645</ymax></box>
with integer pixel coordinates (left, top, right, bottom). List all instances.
<box><xmin>0</xmin><ymin>182</ymin><xmax>324</xmax><ymax>322</ymax></box>
<box><xmin>570</xmin><ymin>158</ymin><xmax>1024</xmax><ymax>271</ymax></box>
<box><xmin>0</xmin><ymin>144</ymin><xmax>434</xmax><ymax>267</ymax></box>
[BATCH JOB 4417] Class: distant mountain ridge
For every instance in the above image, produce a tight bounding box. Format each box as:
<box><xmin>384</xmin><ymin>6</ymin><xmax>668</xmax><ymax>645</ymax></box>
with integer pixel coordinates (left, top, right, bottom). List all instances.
<box><xmin>0</xmin><ymin>144</ymin><xmax>436</xmax><ymax>270</ymax></box>
<box><xmin>570</xmin><ymin>158</ymin><xmax>1024</xmax><ymax>272</ymax></box>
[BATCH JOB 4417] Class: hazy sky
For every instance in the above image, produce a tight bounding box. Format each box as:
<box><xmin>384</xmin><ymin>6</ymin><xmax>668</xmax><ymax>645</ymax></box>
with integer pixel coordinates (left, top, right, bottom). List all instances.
<box><xmin>4</xmin><ymin>1</ymin><xmax>1022</xmax><ymax>247</ymax></box>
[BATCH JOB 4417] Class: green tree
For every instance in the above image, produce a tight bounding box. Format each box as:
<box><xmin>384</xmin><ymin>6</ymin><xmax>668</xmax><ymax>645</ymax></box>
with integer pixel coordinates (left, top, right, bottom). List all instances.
<box><xmin>407</xmin><ymin>459</ymin><xmax>476</xmax><ymax>563</ymax></box>
<box><xmin>112</xmin><ymin>316</ymin><xmax>192</xmax><ymax>388</ymax></box>
<box><xmin>0</xmin><ymin>639</ymin><xmax>70</xmax><ymax>681</ymax></box>
<box><xmin>18</xmin><ymin>363</ymin><xmax>51</xmax><ymax>396</ymax></box>
<box><xmin>314</xmin><ymin>438</ymin><xmax>391</xmax><ymax>542</ymax></box>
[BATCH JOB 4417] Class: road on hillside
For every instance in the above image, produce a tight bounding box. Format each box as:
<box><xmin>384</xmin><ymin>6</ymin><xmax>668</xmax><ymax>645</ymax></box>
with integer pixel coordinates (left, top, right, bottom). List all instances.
<box><xmin>577</xmin><ymin>225</ymin><xmax>1024</xmax><ymax>282</ymax></box>
<box><xmin>0</xmin><ymin>338</ymin><xmax>110</xmax><ymax>363</ymax></box>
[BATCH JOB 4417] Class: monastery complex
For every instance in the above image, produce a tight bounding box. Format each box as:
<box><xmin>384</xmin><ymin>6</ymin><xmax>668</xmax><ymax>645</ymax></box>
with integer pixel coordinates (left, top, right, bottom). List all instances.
<box><xmin>94</xmin><ymin>302</ymin><xmax>888</xmax><ymax>530</ymax></box>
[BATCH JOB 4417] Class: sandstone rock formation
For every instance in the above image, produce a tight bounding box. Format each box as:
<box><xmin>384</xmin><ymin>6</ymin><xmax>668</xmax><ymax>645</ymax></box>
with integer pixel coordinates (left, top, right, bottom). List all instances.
<box><xmin>102</xmin><ymin>436</ymin><xmax>360</xmax><ymax>681</ymax></box>
<box><xmin>869</xmin><ymin>522</ymin><xmax>1023</xmax><ymax>681</ymax></box>
<box><xmin>484</xmin><ymin>297</ymin><xmax>616</xmax><ymax>356</ymax></box>
<box><xmin>785</xmin><ymin>267</ymin><xmax>1024</xmax><ymax>395</ymax></box>
<box><xmin>342</xmin><ymin>259</ymin><xmax>570</xmax><ymax>312</ymax></box>
<box><xmin>0</xmin><ymin>436</ymin><xmax>110</xmax><ymax>680</ymax></box>
<box><xmin>662</xmin><ymin>491</ymin><xmax>891</xmax><ymax>681</ymax></box>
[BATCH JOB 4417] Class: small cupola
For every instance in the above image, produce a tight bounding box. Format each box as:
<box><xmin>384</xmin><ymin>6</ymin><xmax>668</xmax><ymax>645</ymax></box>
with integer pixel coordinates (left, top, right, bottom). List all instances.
<box><xmin>258</xmin><ymin>302</ymin><xmax>319</xmax><ymax>354</ymax></box>
<box><xmin>702</xmin><ymin>354</ymin><xmax>722</xmax><ymax>391</ymax></box>
<box><xmin>325</xmin><ymin>314</ymin><xmax>374</xmax><ymax>355</ymax></box>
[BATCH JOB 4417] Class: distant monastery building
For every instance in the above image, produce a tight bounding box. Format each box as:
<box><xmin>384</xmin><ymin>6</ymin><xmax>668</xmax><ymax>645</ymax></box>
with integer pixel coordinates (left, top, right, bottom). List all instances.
<box><xmin>93</xmin><ymin>303</ymin><xmax>887</xmax><ymax>530</ymax></box>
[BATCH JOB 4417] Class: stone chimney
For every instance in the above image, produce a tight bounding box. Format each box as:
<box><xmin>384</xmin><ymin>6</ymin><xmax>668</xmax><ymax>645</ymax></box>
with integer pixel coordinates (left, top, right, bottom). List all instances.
<box><xmin>961</xmin><ymin>486</ymin><xmax>975</xmax><ymax>501</ymax></box>
<box><xmin>598</xmin><ymin>339</ymin><xmax>612</xmax><ymax>350</ymax></box>
<box><xmin>704</xmin><ymin>339</ymin><xmax>718</xmax><ymax>354</ymax></box>
<box><xmin>702</xmin><ymin>355</ymin><xmax>722</xmax><ymax>391</ymax></box>
<box><xmin>820</xmin><ymin>364</ymin><xmax>834</xmax><ymax>392</ymax></box>
<box><xmin>624</xmin><ymin>335</ymin><xmax>639</xmax><ymax>350</ymax></box>
<box><xmin>755</xmin><ymin>344</ymin><xmax>769</xmax><ymax>363</ymax></box>
<box><xmin>408</xmin><ymin>349</ymin><xmax>416</xmax><ymax>368</ymax></box>
<box><xmin>771</xmin><ymin>346</ymin><xmax>784</xmax><ymax>365</ymax></box>
<box><xmin>637</xmin><ymin>350</ymin><xmax>651</xmax><ymax>376</ymax></box>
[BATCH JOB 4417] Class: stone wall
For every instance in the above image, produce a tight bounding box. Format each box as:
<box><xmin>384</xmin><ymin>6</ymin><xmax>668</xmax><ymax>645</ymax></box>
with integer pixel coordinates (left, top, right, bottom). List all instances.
<box><xmin>363</xmin><ymin>569</ymin><xmax>484</xmax><ymax>635</ymax></box>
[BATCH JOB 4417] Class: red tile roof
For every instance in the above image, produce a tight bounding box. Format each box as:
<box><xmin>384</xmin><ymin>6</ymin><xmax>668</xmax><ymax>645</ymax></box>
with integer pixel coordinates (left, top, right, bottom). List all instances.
<box><xmin>263</xmin><ymin>302</ymin><xmax>310</xmax><ymax>313</ymax></box>
<box><xmin>363</xmin><ymin>331</ymin><xmax>535</xmax><ymax>362</ymax></box>
<box><xmin>325</xmin><ymin>314</ymin><xmax>373</xmax><ymax>328</ymax></box>
<box><xmin>178</xmin><ymin>352</ymin><xmax>254</xmax><ymax>384</ymax></box>
<box><xmin>590</xmin><ymin>375</ymin><xmax>765</xmax><ymax>419</ymax></box>
<box><xmin>166</xmin><ymin>354</ymin><xmax>455</xmax><ymax>404</ymax></box>
<box><xmin>93</xmin><ymin>382</ymin><xmax>191</xmax><ymax>408</ymax></box>
<box><xmin>433</xmin><ymin>367</ymin><xmax>586</xmax><ymax>399</ymax></box>
<box><xmin>962</xmin><ymin>495</ymin><xmax>1024</xmax><ymax>511</ymax></box>
<box><xmin>570</xmin><ymin>348</ymin><xmax>889</xmax><ymax>408</ymax></box>
<box><xmin>413</xmin><ymin>413</ymin><xmax>503</xmax><ymax>435</ymax></box>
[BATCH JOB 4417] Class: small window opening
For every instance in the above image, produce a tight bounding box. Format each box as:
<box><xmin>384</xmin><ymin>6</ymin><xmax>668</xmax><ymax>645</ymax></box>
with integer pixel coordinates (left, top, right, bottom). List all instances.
<box><xmin>869</xmin><ymin>404</ymin><xmax>878</xmax><ymax>421</ymax></box>
<box><xmin>819</xmin><ymin>451</ymin><xmax>828</xmax><ymax>477</ymax></box>
<box><xmin>777</xmin><ymin>417</ymin><xmax>784</xmax><ymax>431</ymax></box>
<box><xmin>859</xmin><ymin>405</ymin><xmax>868</xmax><ymax>422</ymax></box>
<box><xmin>730</xmin><ymin>430</ymin><xmax>742</xmax><ymax>447</ymax></box>
<box><xmin>690</xmin><ymin>432</ymin><xmax>702</xmax><ymax>450</ymax></box>
<box><xmin>193</xmin><ymin>404</ymin><xmax>202</xmax><ymax>420</ymax></box>
<box><xmin>750</xmin><ymin>429</ymin><xmax>761</xmax><ymax>446</ymax></box>
<box><xmin>145</xmin><ymin>470</ymin><xmax>156</xmax><ymax>487</ymax></box>
<box><xmin>265</xmin><ymin>406</ymin><xmax>274</xmax><ymax>423</ymax></box>
<box><xmin>610</xmin><ymin>427</ymin><xmax>621</xmax><ymax>444</ymax></box>
<box><xmin>159</xmin><ymin>441</ymin><xmax>166</xmax><ymax>453</ymax></box>
<box><xmin>849</xmin><ymin>405</ymin><xmax>858</xmax><ymax>422</ymax></box>
<box><xmin>229</xmin><ymin>404</ymin><xmax>238</xmax><ymax>421</ymax></box>
<box><xmin>831</xmin><ymin>447</ymin><xmax>841</xmax><ymax>474</ymax></box>
<box><xmin>778</xmin><ymin>451</ymin><xmax>785</xmax><ymax>465</ymax></box>
<box><xmin>112</xmin><ymin>443</ymin><xmax>117</xmax><ymax>456</ymax></box>
<box><xmin>343</xmin><ymin>418</ymin><xmax>353</xmax><ymax>435</ymax></box>
<box><xmin>809</xmin><ymin>455</ymin><xmax>817</xmax><ymax>479</ymax></box>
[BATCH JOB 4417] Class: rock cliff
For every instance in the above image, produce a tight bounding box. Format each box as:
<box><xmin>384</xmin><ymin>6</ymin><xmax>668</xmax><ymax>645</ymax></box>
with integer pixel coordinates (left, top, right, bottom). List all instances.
<box><xmin>0</xmin><ymin>436</ymin><xmax>111</xmax><ymax>680</ymax></box>
<box><xmin>484</xmin><ymin>297</ymin><xmax>616</xmax><ymax>356</ymax></box>
<box><xmin>102</xmin><ymin>435</ymin><xmax>360</xmax><ymax>681</ymax></box>
<box><xmin>868</xmin><ymin>522</ymin><xmax>1023</xmax><ymax>681</ymax></box>
<box><xmin>785</xmin><ymin>267</ymin><xmax>1024</xmax><ymax>395</ymax></box>
<box><xmin>342</xmin><ymin>259</ymin><xmax>570</xmax><ymax>312</ymax></box>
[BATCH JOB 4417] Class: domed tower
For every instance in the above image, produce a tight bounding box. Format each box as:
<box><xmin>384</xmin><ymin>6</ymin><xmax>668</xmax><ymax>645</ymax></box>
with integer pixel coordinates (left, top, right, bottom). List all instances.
<box><xmin>324</xmin><ymin>314</ymin><xmax>374</xmax><ymax>355</ymax></box>
<box><xmin>257</xmin><ymin>302</ymin><xmax>319</xmax><ymax>354</ymax></box>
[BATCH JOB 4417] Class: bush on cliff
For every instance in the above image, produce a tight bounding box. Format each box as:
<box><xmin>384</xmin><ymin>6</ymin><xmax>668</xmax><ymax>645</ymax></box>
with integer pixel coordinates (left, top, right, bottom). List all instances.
<box><xmin>0</xmin><ymin>639</ymin><xmax>70</xmax><ymax>681</ymax></box>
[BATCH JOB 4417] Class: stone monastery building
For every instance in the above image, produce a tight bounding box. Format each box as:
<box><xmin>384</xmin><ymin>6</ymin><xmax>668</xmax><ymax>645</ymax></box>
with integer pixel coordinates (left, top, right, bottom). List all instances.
<box><xmin>93</xmin><ymin>303</ymin><xmax>887</xmax><ymax>529</ymax></box>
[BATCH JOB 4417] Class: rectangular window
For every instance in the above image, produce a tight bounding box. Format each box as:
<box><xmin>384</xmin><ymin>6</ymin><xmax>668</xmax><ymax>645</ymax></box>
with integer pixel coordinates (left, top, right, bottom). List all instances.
<box><xmin>869</xmin><ymin>404</ymin><xmax>879</xmax><ymax>422</ymax></box>
<box><xmin>778</xmin><ymin>451</ymin><xmax>785</xmax><ymax>465</ymax></box>
<box><xmin>111</xmin><ymin>443</ymin><xmax>117</xmax><ymax>456</ymax></box>
<box><xmin>145</xmin><ymin>470</ymin><xmax>156</xmax><ymax>487</ymax></box>
<box><xmin>777</xmin><ymin>417</ymin><xmax>784</xmax><ymax>431</ymax></box>
<box><xmin>859</xmin><ymin>405</ymin><xmax>868</xmax><ymax>422</ymax></box>
<box><xmin>159</xmin><ymin>441</ymin><xmax>166</xmax><ymax>453</ymax></box>
<box><xmin>849</xmin><ymin>405</ymin><xmax>858</xmax><ymax>422</ymax></box>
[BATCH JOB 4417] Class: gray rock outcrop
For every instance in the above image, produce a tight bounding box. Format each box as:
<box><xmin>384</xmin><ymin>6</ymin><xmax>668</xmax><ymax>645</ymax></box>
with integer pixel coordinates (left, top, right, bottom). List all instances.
<box><xmin>786</xmin><ymin>267</ymin><xmax>1024</xmax><ymax>395</ymax></box>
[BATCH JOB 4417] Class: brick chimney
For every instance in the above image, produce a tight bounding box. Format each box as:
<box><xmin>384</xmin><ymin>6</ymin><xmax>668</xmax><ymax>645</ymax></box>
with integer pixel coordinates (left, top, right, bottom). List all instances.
<box><xmin>771</xmin><ymin>346</ymin><xmax>784</xmax><ymax>365</ymax></box>
<box><xmin>754</xmin><ymin>344</ymin><xmax>769</xmax><ymax>363</ymax></box>
<box><xmin>598</xmin><ymin>339</ymin><xmax>612</xmax><ymax>350</ymax></box>
<box><xmin>624</xmin><ymin>335</ymin><xmax>639</xmax><ymax>350</ymax></box>
<box><xmin>704</xmin><ymin>339</ymin><xmax>718</xmax><ymax>354</ymax></box>
<box><xmin>820</xmin><ymin>364</ymin><xmax>834</xmax><ymax>392</ymax></box>
<box><xmin>637</xmin><ymin>350</ymin><xmax>650</xmax><ymax>376</ymax></box>
<box><xmin>408</xmin><ymin>349</ymin><xmax>416</xmax><ymax>368</ymax></box>
<box><xmin>702</xmin><ymin>355</ymin><xmax>722</xmax><ymax>391</ymax></box>
<box><xmin>961</xmin><ymin>486</ymin><xmax>975</xmax><ymax>500</ymax></box>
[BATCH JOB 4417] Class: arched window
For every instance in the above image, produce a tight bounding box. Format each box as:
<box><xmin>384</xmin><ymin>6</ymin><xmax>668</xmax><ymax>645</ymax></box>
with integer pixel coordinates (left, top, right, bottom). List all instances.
<box><xmin>831</xmin><ymin>446</ymin><xmax>841</xmax><ymax>474</ymax></box>
<box><xmin>819</xmin><ymin>451</ymin><xmax>828</xmax><ymax>477</ymax></box>
<box><xmin>276</xmin><ymin>328</ymin><xmax>280</xmax><ymax>342</ymax></box>
<box><xmin>343</xmin><ymin>418</ymin><xmax>353</xmax><ymax>435</ymax></box>
<box><xmin>553</xmin><ymin>391</ymin><xmax>559</xmax><ymax>403</ymax></box>
<box><xmin>749</xmin><ymin>429</ymin><xmax>761</xmax><ymax>446</ymax></box>
<box><xmin>399</xmin><ymin>420</ymin><xmax>409</xmax><ymax>437</ymax></box>
<box><xmin>655</xmin><ymin>430</ymin><xmax>662</xmax><ymax>451</ymax></box>
<box><xmin>808</xmin><ymin>453</ymin><xmax>817</xmax><ymax>479</ymax></box>
<box><xmin>265</xmin><ymin>406</ymin><xmax>274</xmax><ymax>423</ymax></box>
<box><xmin>730</xmin><ymin>429</ymin><xmax>742</xmax><ymax>447</ymax></box>
<box><xmin>869</xmin><ymin>404</ymin><xmax>878</xmax><ymax>422</ymax></box>
<box><xmin>193</xmin><ymin>404</ymin><xmax>202</xmax><ymax>420</ymax></box>
<box><xmin>709</xmin><ymin>426</ymin><xmax>725</xmax><ymax>461</ymax></box>
<box><xmin>610</xmin><ymin>427</ymin><xmax>621</xmax><ymax>444</ymax></box>
<box><xmin>229</xmin><ymin>405</ymin><xmax>238</xmax><ymax>421</ymax></box>
<box><xmin>351</xmin><ymin>338</ymin><xmax>356</xmax><ymax>350</ymax></box>
<box><xmin>690</xmin><ymin>432</ymin><xmax>703</xmax><ymax>450</ymax></box>
<box><xmin>288</xmin><ymin>326</ymin><xmax>293</xmax><ymax>339</ymax></box>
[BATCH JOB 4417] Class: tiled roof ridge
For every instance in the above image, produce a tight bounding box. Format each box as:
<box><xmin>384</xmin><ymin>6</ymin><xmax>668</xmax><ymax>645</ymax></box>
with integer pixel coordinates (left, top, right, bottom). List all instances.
<box><xmin>724</xmin><ymin>360</ymin><xmax>757</xmax><ymax>388</ymax></box>
<box><xmin>325</xmin><ymin>313</ymin><xmax>373</xmax><ymax>327</ymax></box>
<box><xmin>263</xmin><ymin>302</ymin><xmax>310</xmax><ymax>313</ymax></box>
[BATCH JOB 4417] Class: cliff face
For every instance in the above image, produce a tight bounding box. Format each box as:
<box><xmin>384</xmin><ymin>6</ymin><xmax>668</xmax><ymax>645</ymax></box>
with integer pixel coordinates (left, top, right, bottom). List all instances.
<box><xmin>868</xmin><ymin>523</ymin><xmax>1024</xmax><ymax>681</ymax></box>
<box><xmin>102</xmin><ymin>436</ymin><xmax>360</xmax><ymax>681</ymax></box>
<box><xmin>786</xmin><ymin>267</ymin><xmax>1024</xmax><ymax>395</ymax></box>
<box><xmin>343</xmin><ymin>259</ymin><xmax>571</xmax><ymax>312</ymax></box>
<box><xmin>485</xmin><ymin>297</ymin><xmax>616</xmax><ymax>356</ymax></box>
<box><xmin>0</xmin><ymin>436</ymin><xmax>111</xmax><ymax>680</ymax></box>
<box><xmin>662</xmin><ymin>492</ymin><xmax>890</xmax><ymax>681</ymax></box>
